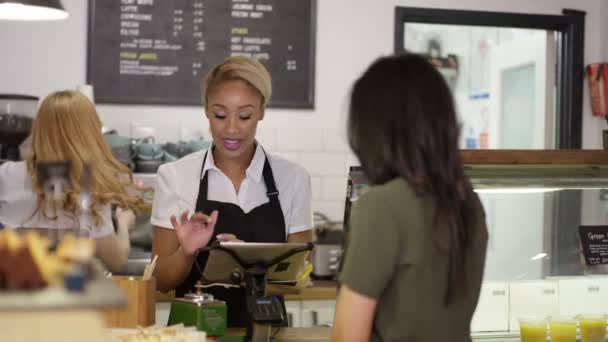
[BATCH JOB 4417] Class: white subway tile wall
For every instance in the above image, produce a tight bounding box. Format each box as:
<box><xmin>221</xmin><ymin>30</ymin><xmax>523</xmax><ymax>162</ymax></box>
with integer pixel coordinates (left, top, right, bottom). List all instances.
<box><xmin>273</xmin><ymin>152</ymin><xmax>300</xmax><ymax>164</ymax></box>
<box><xmin>321</xmin><ymin>177</ymin><xmax>348</xmax><ymax>200</ymax></box>
<box><xmin>256</xmin><ymin>126</ymin><xmax>278</xmax><ymax>151</ymax></box>
<box><xmin>276</xmin><ymin>127</ymin><xmax>323</xmax><ymax>151</ymax></box>
<box><xmin>300</xmin><ymin>153</ymin><xmax>347</xmax><ymax>177</ymax></box>
<box><xmin>322</xmin><ymin>127</ymin><xmax>349</xmax><ymax>152</ymax></box>
<box><xmin>346</xmin><ymin>153</ymin><xmax>360</xmax><ymax>167</ymax></box>
<box><xmin>271</xmin><ymin>127</ymin><xmax>352</xmax><ymax>221</ymax></box>
<box><xmin>311</xmin><ymin>177</ymin><xmax>322</xmax><ymax>200</ymax></box>
<box><xmin>180</xmin><ymin>123</ymin><xmax>208</xmax><ymax>141</ymax></box>
<box><xmin>312</xmin><ymin>200</ymin><xmax>346</xmax><ymax>223</ymax></box>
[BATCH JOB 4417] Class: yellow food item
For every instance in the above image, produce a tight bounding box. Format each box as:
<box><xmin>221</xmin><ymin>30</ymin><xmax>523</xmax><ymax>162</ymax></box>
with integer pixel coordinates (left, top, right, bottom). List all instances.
<box><xmin>550</xmin><ymin>322</ymin><xmax>577</xmax><ymax>342</ymax></box>
<box><xmin>3</xmin><ymin>229</ymin><xmax>23</xmax><ymax>251</ymax></box>
<box><xmin>520</xmin><ymin>323</ymin><xmax>546</xmax><ymax>342</ymax></box>
<box><xmin>23</xmin><ymin>232</ymin><xmax>64</xmax><ymax>286</ymax></box>
<box><xmin>0</xmin><ymin>230</ymin><xmax>94</xmax><ymax>290</ymax></box>
<box><xmin>56</xmin><ymin>233</ymin><xmax>95</xmax><ymax>263</ymax></box>
<box><xmin>580</xmin><ymin>319</ymin><xmax>607</xmax><ymax>342</ymax></box>
<box><xmin>115</xmin><ymin>325</ymin><xmax>206</xmax><ymax>342</ymax></box>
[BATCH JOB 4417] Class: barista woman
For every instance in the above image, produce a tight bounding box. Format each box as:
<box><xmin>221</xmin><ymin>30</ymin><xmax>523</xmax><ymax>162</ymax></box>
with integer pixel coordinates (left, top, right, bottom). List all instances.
<box><xmin>0</xmin><ymin>90</ymin><xmax>148</xmax><ymax>273</ymax></box>
<box><xmin>151</xmin><ymin>56</ymin><xmax>313</xmax><ymax>327</ymax></box>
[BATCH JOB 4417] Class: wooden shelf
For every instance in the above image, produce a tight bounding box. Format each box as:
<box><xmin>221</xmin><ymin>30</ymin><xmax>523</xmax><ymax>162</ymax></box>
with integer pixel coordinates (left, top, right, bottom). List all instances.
<box><xmin>284</xmin><ymin>280</ymin><xmax>338</xmax><ymax>301</ymax></box>
<box><xmin>154</xmin><ymin>281</ymin><xmax>338</xmax><ymax>302</ymax></box>
<box><xmin>461</xmin><ymin>150</ymin><xmax>608</xmax><ymax>165</ymax></box>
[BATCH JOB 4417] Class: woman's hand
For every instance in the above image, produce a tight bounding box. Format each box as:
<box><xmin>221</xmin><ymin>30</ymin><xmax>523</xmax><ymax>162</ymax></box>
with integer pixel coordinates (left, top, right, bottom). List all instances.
<box><xmin>113</xmin><ymin>207</ymin><xmax>134</xmax><ymax>263</ymax></box>
<box><xmin>216</xmin><ymin>233</ymin><xmax>244</xmax><ymax>243</ymax></box>
<box><xmin>170</xmin><ymin>210</ymin><xmax>218</xmax><ymax>257</ymax></box>
<box><xmin>115</xmin><ymin>207</ymin><xmax>136</xmax><ymax>231</ymax></box>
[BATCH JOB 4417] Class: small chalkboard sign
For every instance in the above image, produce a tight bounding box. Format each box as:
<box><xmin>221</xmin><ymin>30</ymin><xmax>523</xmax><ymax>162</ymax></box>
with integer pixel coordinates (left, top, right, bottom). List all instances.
<box><xmin>579</xmin><ymin>225</ymin><xmax>608</xmax><ymax>266</ymax></box>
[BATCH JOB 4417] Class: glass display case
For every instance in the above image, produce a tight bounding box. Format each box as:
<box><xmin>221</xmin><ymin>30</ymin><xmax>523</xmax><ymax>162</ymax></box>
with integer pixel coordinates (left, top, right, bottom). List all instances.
<box><xmin>463</xmin><ymin>150</ymin><xmax>608</xmax><ymax>338</ymax></box>
<box><xmin>133</xmin><ymin>150</ymin><xmax>608</xmax><ymax>339</ymax></box>
<box><xmin>346</xmin><ymin>150</ymin><xmax>608</xmax><ymax>339</ymax></box>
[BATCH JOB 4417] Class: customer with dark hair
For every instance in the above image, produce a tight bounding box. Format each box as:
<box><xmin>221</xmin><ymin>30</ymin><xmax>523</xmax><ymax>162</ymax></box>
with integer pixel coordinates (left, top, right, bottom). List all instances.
<box><xmin>331</xmin><ymin>53</ymin><xmax>488</xmax><ymax>342</ymax></box>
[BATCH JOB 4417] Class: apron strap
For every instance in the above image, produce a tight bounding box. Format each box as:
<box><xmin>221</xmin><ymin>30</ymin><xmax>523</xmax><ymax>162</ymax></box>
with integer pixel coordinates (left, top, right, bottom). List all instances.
<box><xmin>201</xmin><ymin>147</ymin><xmax>280</xmax><ymax>197</ymax></box>
<box><xmin>261</xmin><ymin>152</ymin><xmax>279</xmax><ymax>199</ymax></box>
<box><xmin>195</xmin><ymin>151</ymin><xmax>210</xmax><ymax>210</ymax></box>
<box><xmin>197</xmin><ymin>146</ymin><xmax>281</xmax><ymax>210</ymax></box>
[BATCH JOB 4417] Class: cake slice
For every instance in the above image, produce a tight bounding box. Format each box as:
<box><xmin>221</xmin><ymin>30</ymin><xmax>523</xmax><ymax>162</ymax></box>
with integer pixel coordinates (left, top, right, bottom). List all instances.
<box><xmin>55</xmin><ymin>233</ymin><xmax>95</xmax><ymax>264</ymax></box>
<box><xmin>23</xmin><ymin>232</ymin><xmax>64</xmax><ymax>287</ymax></box>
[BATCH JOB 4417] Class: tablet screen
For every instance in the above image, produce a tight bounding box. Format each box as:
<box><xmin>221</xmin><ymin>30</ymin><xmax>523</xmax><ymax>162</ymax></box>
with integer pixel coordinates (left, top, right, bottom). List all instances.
<box><xmin>202</xmin><ymin>242</ymin><xmax>310</xmax><ymax>284</ymax></box>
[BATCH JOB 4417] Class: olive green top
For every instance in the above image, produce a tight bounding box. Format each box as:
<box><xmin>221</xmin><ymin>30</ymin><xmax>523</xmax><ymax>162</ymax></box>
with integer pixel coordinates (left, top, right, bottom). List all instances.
<box><xmin>339</xmin><ymin>178</ymin><xmax>488</xmax><ymax>342</ymax></box>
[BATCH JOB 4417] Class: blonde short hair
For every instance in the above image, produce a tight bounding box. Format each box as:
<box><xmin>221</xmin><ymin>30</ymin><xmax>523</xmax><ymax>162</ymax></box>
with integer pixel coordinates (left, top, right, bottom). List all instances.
<box><xmin>202</xmin><ymin>56</ymin><xmax>272</xmax><ymax>109</ymax></box>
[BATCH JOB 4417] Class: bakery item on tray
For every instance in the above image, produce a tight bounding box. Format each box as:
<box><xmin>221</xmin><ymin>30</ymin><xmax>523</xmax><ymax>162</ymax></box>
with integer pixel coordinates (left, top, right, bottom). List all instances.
<box><xmin>55</xmin><ymin>233</ymin><xmax>95</xmax><ymax>263</ymax></box>
<box><xmin>0</xmin><ymin>230</ymin><xmax>94</xmax><ymax>290</ymax></box>
<box><xmin>113</xmin><ymin>325</ymin><xmax>206</xmax><ymax>342</ymax></box>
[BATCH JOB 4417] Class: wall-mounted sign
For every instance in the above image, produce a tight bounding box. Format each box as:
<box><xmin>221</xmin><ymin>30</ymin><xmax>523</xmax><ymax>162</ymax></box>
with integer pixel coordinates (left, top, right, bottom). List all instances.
<box><xmin>87</xmin><ymin>0</ymin><xmax>316</xmax><ymax>108</ymax></box>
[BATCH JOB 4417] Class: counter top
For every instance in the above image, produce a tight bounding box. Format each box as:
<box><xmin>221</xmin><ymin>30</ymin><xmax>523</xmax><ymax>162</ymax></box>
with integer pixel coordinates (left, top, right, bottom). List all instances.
<box><xmin>155</xmin><ymin>290</ymin><xmax>175</xmax><ymax>302</ymax></box>
<box><xmin>461</xmin><ymin>149</ymin><xmax>608</xmax><ymax>165</ymax></box>
<box><xmin>283</xmin><ymin>280</ymin><xmax>337</xmax><ymax>301</ymax></box>
<box><xmin>0</xmin><ymin>277</ymin><xmax>125</xmax><ymax>311</ymax></box>
<box><xmin>219</xmin><ymin>330</ymin><xmax>552</xmax><ymax>342</ymax></box>
<box><xmin>219</xmin><ymin>327</ymin><xmax>331</xmax><ymax>341</ymax></box>
<box><xmin>155</xmin><ymin>280</ymin><xmax>338</xmax><ymax>302</ymax></box>
<box><xmin>108</xmin><ymin>327</ymin><xmax>332</xmax><ymax>342</ymax></box>
<box><xmin>0</xmin><ymin>311</ymin><xmax>540</xmax><ymax>342</ymax></box>
<box><xmin>218</xmin><ymin>329</ymin><xmax>525</xmax><ymax>341</ymax></box>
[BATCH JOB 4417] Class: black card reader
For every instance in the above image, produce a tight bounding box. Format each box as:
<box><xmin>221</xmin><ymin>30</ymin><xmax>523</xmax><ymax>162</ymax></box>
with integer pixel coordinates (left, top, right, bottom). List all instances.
<box><xmin>247</xmin><ymin>295</ymin><xmax>287</xmax><ymax>325</ymax></box>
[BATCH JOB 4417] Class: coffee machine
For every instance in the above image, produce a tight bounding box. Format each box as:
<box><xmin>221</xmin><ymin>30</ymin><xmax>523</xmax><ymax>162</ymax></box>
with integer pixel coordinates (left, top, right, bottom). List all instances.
<box><xmin>0</xmin><ymin>94</ymin><xmax>39</xmax><ymax>163</ymax></box>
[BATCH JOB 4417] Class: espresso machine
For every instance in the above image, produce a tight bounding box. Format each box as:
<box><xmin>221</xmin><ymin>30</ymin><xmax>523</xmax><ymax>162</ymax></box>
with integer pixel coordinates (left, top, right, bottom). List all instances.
<box><xmin>0</xmin><ymin>94</ymin><xmax>39</xmax><ymax>163</ymax></box>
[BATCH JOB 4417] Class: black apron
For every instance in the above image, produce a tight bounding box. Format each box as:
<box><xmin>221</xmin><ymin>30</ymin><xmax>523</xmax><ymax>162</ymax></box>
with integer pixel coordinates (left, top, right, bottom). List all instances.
<box><xmin>176</xmin><ymin>150</ymin><xmax>287</xmax><ymax>327</ymax></box>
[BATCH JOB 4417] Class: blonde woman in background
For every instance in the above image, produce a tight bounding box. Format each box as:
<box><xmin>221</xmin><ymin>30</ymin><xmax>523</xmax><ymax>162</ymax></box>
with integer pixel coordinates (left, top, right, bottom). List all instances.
<box><xmin>151</xmin><ymin>56</ymin><xmax>312</xmax><ymax>327</ymax></box>
<box><xmin>0</xmin><ymin>90</ymin><xmax>149</xmax><ymax>273</ymax></box>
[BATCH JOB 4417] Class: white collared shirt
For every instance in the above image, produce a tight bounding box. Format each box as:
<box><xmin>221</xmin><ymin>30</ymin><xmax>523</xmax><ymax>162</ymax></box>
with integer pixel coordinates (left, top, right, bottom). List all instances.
<box><xmin>151</xmin><ymin>143</ymin><xmax>312</xmax><ymax>236</ymax></box>
<box><xmin>0</xmin><ymin>161</ymin><xmax>114</xmax><ymax>238</ymax></box>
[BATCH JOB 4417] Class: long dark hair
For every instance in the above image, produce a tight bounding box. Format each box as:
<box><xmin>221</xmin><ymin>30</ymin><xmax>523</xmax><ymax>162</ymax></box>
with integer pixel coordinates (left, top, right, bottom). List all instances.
<box><xmin>347</xmin><ymin>53</ymin><xmax>477</xmax><ymax>305</ymax></box>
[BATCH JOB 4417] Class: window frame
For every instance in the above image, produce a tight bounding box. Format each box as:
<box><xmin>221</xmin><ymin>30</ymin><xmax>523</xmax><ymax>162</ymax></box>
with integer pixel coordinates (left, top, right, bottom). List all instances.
<box><xmin>394</xmin><ymin>7</ymin><xmax>586</xmax><ymax>149</ymax></box>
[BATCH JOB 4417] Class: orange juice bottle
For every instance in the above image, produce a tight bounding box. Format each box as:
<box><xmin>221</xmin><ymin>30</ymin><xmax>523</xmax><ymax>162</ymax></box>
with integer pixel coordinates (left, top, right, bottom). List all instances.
<box><xmin>579</xmin><ymin>315</ymin><xmax>607</xmax><ymax>342</ymax></box>
<box><xmin>519</xmin><ymin>317</ymin><xmax>547</xmax><ymax>342</ymax></box>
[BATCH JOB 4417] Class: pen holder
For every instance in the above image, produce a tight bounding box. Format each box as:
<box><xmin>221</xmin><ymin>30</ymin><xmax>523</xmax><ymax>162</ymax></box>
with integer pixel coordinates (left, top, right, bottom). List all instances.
<box><xmin>102</xmin><ymin>276</ymin><xmax>156</xmax><ymax>327</ymax></box>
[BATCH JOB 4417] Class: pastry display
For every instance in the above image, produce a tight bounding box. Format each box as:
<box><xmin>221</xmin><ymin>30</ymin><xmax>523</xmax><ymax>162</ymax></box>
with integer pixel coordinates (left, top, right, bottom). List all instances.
<box><xmin>55</xmin><ymin>233</ymin><xmax>95</xmax><ymax>264</ymax></box>
<box><xmin>0</xmin><ymin>229</ymin><xmax>94</xmax><ymax>290</ymax></box>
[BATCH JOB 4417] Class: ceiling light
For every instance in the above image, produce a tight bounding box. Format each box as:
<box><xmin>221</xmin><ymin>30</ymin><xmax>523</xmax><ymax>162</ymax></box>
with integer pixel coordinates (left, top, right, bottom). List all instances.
<box><xmin>0</xmin><ymin>1</ymin><xmax>68</xmax><ymax>21</ymax></box>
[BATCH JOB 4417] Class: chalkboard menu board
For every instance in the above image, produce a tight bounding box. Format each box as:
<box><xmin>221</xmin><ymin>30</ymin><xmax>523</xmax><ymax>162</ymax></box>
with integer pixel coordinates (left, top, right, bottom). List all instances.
<box><xmin>579</xmin><ymin>225</ymin><xmax>608</xmax><ymax>266</ymax></box>
<box><xmin>87</xmin><ymin>0</ymin><xmax>316</xmax><ymax>108</ymax></box>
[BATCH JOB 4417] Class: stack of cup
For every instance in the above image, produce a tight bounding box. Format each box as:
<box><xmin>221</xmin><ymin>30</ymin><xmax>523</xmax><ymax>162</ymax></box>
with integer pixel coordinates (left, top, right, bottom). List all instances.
<box><xmin>549</xmin><ymin>316</ymin><xmax>577</xmax><ymax>342</ymax></box>
<box><xmin>519</xmin><ymin>315</ymin><xmax>607</xmax><ymax>342</ymax></box>
<box><xmin>519</xmin><ymin>317</ymin><xmax>547</xmax><ymax>342</ymax></box>
<box><xmin>579</xmin><ymin>315</ymin><xmax>607</xmax><ymax>342</ymax></box>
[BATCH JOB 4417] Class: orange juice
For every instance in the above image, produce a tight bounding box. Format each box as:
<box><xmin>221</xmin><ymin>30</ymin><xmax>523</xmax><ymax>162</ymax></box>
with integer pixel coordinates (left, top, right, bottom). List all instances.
<box><xmin>580</xmin><ymin>318</ymin><xmax>607</xmax><ymax>342</ymax></box>
<box><xmin>549</xmin><ymin>322</ymin><xmax>577</xmax><ymax>342</ymax></box>
<box><xmin>520</xmin><ymin>322</ymin><xmax>547</xmax><ymax>342</ymax></box>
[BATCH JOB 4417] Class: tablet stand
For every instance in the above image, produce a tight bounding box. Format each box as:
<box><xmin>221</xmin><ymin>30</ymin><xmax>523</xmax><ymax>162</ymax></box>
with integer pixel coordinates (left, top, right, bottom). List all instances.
<box><xmin>203</xmin><ymin>242</ymin><xmax>313</xmax><ymax>342</ymax></box>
